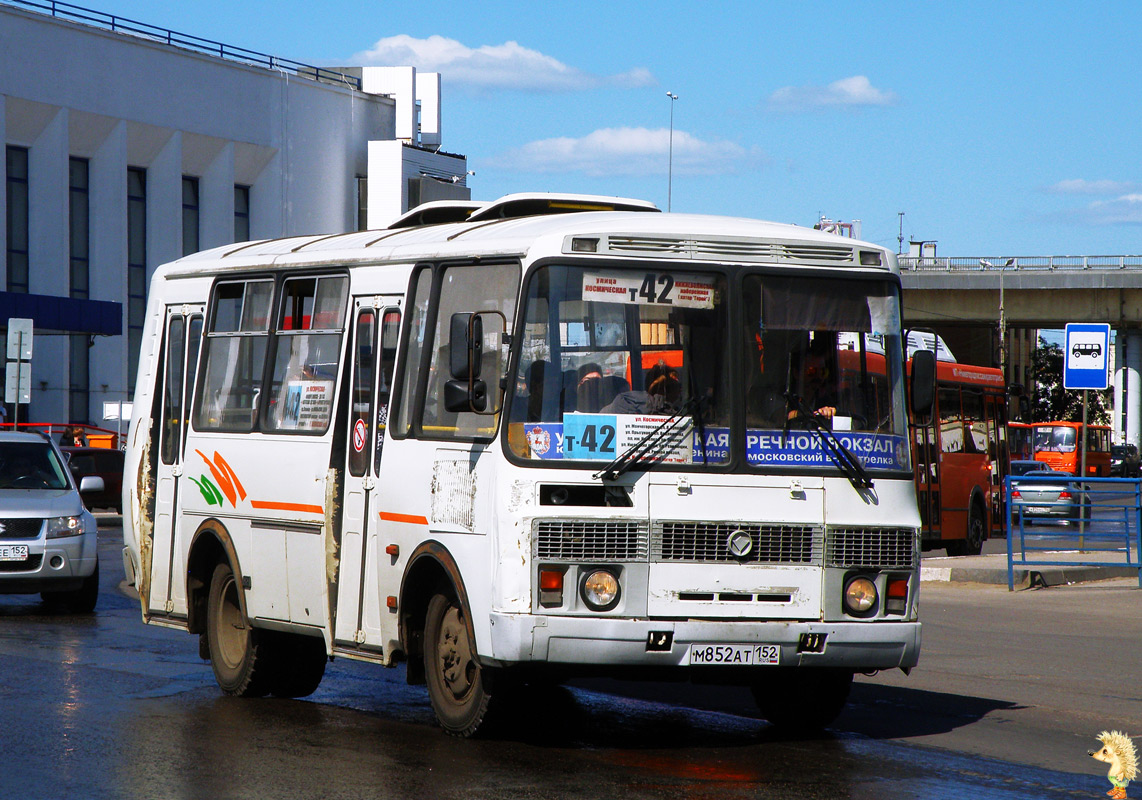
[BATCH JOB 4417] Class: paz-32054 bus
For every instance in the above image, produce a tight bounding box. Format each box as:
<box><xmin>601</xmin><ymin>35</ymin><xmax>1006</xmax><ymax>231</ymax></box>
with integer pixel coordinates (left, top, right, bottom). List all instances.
<box><xmin>122</xmin><ymin>193</ymin><xmax>934</xmax><ymax>736</ymax></box>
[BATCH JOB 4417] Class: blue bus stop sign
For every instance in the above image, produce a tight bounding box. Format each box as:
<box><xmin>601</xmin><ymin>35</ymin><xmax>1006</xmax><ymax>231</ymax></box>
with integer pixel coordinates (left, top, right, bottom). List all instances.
<box><xmin>1063</xmin><ymin>323</ymin><xmax>1110</xmax><ymax>390</ymax></box>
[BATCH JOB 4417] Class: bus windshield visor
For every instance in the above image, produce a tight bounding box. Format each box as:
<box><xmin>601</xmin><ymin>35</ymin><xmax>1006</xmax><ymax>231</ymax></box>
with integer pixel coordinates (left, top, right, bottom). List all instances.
<box><xmin>742</xmin><ymin>275</ymin><xmax>911</xmax><ymax>473</ymax></box>
<box><xmin>506</xmin><ymin>265</ymin><xmax>731</xmax><ymax>466</ymax></box>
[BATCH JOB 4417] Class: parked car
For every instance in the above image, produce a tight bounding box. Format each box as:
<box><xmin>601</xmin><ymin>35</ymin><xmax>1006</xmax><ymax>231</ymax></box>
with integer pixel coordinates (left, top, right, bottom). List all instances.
<box><xmin>0</xmin><ymin>431</ymin><xmax>103</xmax><ymax>612</ymax></box>
<box><xmin>61</xmin><ymin>446</ymin><xmax>124</xmax><ymax>513</ymax></box>
<box><xmin>1109</xmin><ymin>444</ymin><xmax>1140</xmax><ymax>478</ymax></box>
<box><xmin>1010</xmin><ymin>468</ymin><xmax>1082</xmax><ymax>523</ymax></box>
<box><xmin>1010</xmin><ymin>459</ymin><xmax>1045</xmax><ymax>476</ymax></box>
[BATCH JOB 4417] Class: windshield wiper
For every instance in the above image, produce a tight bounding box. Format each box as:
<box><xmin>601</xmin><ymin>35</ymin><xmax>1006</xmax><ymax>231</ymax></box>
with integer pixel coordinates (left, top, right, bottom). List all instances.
<box><xmin>594</xmin><ymin>396</ymin><xmax>702</xmax><ymax>482</ymax></box>
<box><xmin>784</xmin><ymin>392</ymin><xmax>874</xmax><ymax>491</ymax></box>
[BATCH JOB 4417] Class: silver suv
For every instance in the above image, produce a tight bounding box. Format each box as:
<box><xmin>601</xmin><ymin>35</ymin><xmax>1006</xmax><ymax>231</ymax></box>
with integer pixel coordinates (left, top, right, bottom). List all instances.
<box><xmin>0</xmin><ymin>431</ymin><xmax>103</xmax><ymax>612</ymax></box>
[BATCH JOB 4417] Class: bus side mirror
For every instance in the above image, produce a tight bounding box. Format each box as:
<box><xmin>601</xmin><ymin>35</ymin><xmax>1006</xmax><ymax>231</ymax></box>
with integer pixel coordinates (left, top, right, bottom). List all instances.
<box><xmin>910</xmin><ymin>349</ymin><xmax>936</xmax><ymax>417</ymax></box>
<box><xmin>449</xmin><ymin>313</ymin><xmax>482</xmax><ymax>381</ymax></box>
<box><xmin>444</xmin><ymin>376</ymin><xmax>488</xmax><ymax>413</ymax></box>
<box><xmin>444</xmin><ymin>312</ymin><xmax>492</xmax><ymax>414</ymax></box>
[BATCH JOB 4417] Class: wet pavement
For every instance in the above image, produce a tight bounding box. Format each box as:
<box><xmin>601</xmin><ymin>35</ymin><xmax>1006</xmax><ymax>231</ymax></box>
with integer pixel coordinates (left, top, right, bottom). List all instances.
<box><xmin>0</xmin><ymin>517</ymin><xmax>1135</xmax><ymax>799</ymax></box>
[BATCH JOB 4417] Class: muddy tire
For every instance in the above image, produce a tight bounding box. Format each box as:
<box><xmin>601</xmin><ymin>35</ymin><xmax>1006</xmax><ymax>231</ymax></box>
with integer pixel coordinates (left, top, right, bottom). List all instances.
<box><xmin>751</xmin><ymin>669</ymin><xmax>853</xmax><ymax>732</ymax></box>
<box><xmin>206</xmin><ymin>562</ymin><xmax>270</xmax><ymax>697</ymax></box>
<box><xmin>264</xmin><ymin>632</ymin><xmax>327</xmax><ymax>699</ymax></box>
<box><xmin>424</xmin><ymin>592</ymin><xmax>494</xmax><ymax>737</ymax></box>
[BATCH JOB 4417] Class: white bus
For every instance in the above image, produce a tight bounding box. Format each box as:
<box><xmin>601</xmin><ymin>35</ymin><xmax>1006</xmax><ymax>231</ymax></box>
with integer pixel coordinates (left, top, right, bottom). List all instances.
<box><xmin>123</xmin><ymin>193</ymin><xmax>933</xmax><ymax>736</ymax></box>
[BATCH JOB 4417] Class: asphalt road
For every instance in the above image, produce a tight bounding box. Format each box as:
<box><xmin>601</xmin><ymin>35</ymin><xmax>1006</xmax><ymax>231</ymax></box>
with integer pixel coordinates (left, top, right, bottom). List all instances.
<box><xmin>0</xmin><ymin>517</ymin><xmax>1136</xmax><ymax>799</ymax></box>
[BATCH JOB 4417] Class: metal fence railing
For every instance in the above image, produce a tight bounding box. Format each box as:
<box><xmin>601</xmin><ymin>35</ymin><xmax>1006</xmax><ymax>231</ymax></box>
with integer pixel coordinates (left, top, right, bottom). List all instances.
<box><xmin>900</xmin><ymin>255</ymin><xmax>1142</xmax><ymax>272</ymax></box>
<box><xmin>3</xmin><ymin>0</ymin><xmax>361</xmax><ymax>90</ymax></box>
<box><xmin>1005</xmin><ymin>476</ymin><xmax>1142</xmax><ymax>590</ymax></box>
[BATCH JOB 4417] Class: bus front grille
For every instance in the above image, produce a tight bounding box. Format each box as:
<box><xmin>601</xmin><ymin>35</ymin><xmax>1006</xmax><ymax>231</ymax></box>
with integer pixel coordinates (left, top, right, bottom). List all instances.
<box><xmin>826</xmin><ymin>527</ymin><xmax>917</xmax><ymax>568</ymax></box>
<box><xmin>534</xmin><ymin>520</ymin><xmax>648</xmax><ymax>562</ymax></box>
<box><xmin>652</xmin><ymin>522</ymin><xmax>820</xmax><ymax>564</ymax></box>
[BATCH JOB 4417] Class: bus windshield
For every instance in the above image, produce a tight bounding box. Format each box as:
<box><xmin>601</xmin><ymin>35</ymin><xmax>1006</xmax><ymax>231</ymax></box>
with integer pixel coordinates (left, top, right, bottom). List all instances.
<box><xmin>506</xmin><ymin>265</ymin><xmax>910</xmax><ymax>475</ymax></box>
<box><xmin>1034</xmin><ymin>425</ymin><xmax>1076</xmax><ymax>452</ymax></box>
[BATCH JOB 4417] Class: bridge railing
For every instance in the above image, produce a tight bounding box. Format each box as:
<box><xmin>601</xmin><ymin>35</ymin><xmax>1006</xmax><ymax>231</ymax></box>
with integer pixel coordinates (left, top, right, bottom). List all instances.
<box><xmin>901</xmin><ymin>255</ymin><xmax>1142</xmax><ymax>272</ymax></box>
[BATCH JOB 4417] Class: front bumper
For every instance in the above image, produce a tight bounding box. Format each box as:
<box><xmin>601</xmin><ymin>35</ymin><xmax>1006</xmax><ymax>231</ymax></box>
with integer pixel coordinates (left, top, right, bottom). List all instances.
<box><xmin>0</xmin><ymin>532</ymin><xmax>98</xmax><ymax>594</ymax></box>
<box><xmin>487</xmin><ymin>612</ymin><xmax>921</xmax><ymax>671</ymax></box>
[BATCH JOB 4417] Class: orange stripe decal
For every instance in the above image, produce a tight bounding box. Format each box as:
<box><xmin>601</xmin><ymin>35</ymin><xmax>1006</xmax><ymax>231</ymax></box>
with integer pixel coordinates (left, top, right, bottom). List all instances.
<box><xmin>379</xmin><ymin>511</ymin><xmax>429</xmax><ymax>525</ymax></box>
<box><xmin>250</xmin><ymin>500</ymin><xmax>325</xmax><ymax>514</ymax></box>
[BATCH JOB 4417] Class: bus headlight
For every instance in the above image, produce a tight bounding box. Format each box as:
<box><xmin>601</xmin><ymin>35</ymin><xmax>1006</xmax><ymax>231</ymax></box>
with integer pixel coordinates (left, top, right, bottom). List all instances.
<box><xmin>580</xmin><ymin>569</ymin><xmax>620</xmax><ymax>611</ymax></box>
<box><xmin>843</xmin><ymin>576</ymin><xmax>877</xmax><ymax>615</ymax></box>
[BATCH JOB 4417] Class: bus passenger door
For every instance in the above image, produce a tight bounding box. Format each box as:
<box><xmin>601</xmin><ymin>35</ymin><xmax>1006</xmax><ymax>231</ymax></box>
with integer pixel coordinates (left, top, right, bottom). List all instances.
<box><xmin>149</xmin><ymin>306</ymin><xmax>203</xmax><ymax>616</ymax></box>
<box><xmin>333</xmin><ymin>301</ymin><xmax>401</xmax><ymax>651</ymax></box>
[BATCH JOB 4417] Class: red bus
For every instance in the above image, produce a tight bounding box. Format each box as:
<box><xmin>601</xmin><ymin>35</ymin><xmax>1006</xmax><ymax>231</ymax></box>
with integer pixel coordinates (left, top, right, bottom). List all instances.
<box><xmin>837</xmin><ymin>340</ymin><xmax>1010</xmax><ymax>556</ymax></box>
<box><xmin>1032</xmin><ymin>421</ymin><xmax>1111</xmax><ymax>477</ymax></box>
<box><xmin>910</xmin><ymin>360</ymin><xmax>1009</xmax><ymax>555</ymax></box>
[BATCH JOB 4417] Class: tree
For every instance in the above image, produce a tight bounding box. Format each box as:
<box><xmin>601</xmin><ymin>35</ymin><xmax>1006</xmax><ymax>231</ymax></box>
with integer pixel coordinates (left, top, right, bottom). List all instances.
<box><xmin>1029</xmin><ymin>339</ymin><xmax>1111</xmax><ymax>423</ymax></box>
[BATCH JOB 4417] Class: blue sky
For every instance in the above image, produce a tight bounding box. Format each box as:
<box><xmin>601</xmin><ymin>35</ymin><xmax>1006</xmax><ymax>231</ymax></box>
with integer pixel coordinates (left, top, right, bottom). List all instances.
<box><xmin>81</xmin><ymin>1</ymin><xmax>1141</xmax><ymax>256</ymax></box>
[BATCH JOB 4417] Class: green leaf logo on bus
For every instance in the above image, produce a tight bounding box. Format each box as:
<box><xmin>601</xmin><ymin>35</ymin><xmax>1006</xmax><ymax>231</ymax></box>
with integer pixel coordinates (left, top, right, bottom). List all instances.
<box><xmin>189</xmin><ymin>450</ymin><xmax>247</xmax><ymax>508</ymax></box>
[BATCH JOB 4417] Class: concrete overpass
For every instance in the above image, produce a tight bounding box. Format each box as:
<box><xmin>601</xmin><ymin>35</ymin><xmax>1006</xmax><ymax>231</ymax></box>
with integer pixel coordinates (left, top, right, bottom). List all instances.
<box><xmin>899</xmin><ymin>254</ymin><xmax>1142</xmax><ymax>446</ymax></box>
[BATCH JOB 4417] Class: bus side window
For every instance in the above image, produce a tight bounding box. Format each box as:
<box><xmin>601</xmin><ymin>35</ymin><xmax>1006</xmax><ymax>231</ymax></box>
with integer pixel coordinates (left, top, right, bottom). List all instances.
<box><xmin>264</xmin><ymin>275</ymin><xmax>349</xmax><ymax>434</ymax></box>
<box><xmin>195</xmin><ymin>280</ymin><xmax>273</xmax><ymax>432</ymax></box>
<box><xmin>393</xmin><ymin>268</ymin><xmax>433</xmax><ymax>438</ymax></box>
<box><xmin>961</xmin><ymin>390</ymin><xmax>985</xmax><ymax>455</ymax></box>
<box><xmin>414</xmin><ymin>262</ymin><xmax>519</xmax><ymax>440</ymax></box>
<box><xmin>374</xmin><ymin>309</ymin><xmax>400</xmax><ymax>473</ymax></box>
<box><xmin>937</xmin><ymin>387</ymin><xmax>963</xmax><ymax>454</ymax></box>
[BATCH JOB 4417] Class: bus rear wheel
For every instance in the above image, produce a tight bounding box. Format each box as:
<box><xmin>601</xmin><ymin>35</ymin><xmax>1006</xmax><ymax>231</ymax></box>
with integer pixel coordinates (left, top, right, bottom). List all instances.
<box><xmin>751</xmin><ymin>669</ymin><xmax>853</xmax><ymax>732</ymax></box>
<box><xmin>424</xmin><ymin>592</ymin><xmax>494</xmax><ymax>737</ymax></box>
<box><xmin>947</xmin><ymin>504</ymin><xmax>985</xmax><ymax>557</ymax></box>
<box><xmin>206</xmin><ymin>562</ymin><xmax>270</xmax><ymax>697</ymax></box>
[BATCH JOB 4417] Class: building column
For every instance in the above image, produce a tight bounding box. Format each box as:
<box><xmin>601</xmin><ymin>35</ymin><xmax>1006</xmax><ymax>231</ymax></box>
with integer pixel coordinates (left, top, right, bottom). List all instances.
<box><xmin>148</xmin><ymin>131</ymin><xmax>182</xmax><ymax>268</ymax></box>
<box><xmin>1114</xmin><ymin>331</ymin><xmax>1125</xmax><ymax>443</ymax></box>
<box><xmin>89</xmin><ymin>121</ymin><xmax>128</xmax><ymax>419</ymax></box>
<box><xmin>28</xmin><ymin>107</ymin><xmax>69</xmax><ymax>424</ymax></box>
<box><xmin>1126</xmin><ymin>329</ymin><xmax>1142</xmax><ymax>449</ymax></box>
<box><xmin>201</xmin><ymin>142</ymin><xmax>235</xmax><ymax>250</ymax></box>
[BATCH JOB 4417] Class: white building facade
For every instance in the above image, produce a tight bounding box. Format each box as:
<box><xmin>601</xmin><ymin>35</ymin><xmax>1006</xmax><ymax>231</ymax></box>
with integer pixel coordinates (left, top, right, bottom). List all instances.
<box><xmin>0</xmin><ymin>1</ymin><xmax>469</xmax><ymax>427</ymax></box>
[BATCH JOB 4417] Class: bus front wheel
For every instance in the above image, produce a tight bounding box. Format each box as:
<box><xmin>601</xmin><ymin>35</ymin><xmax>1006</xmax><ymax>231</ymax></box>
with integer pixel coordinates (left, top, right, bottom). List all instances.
<box><xmin>751</xmin><ymin>669</ymin><xmax>853</xmax><ymax>732</ymax></box>
<box><xmin>206</xmin><ymin>562</ymin><xmax>271</xmax><ymax>697</ymax></box>
<box><xmin>424</xmin><ymin>592</ymin><xmax>494</xmax><ymax>737</ymax></box>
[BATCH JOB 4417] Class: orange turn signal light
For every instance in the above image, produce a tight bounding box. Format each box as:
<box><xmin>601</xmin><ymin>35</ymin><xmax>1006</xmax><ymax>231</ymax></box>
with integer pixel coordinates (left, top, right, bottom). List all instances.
<box><xmin>539</xmin><ymin>570</ymin><xmax>564</xmax><ymax>591</ymax></box>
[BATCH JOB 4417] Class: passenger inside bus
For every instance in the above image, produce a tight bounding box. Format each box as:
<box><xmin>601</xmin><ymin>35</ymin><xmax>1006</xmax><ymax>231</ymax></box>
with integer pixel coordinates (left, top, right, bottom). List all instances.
<box><xmin>601</xmin><ymin>360</ymin><xmax>682</xmax><ymax>415</ymax></box>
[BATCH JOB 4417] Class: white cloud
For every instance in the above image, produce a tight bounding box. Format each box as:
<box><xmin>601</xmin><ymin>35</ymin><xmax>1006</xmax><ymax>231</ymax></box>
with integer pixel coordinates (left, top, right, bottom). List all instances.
<box><xmin>1073</xmin><ymin>194</ymin><xmax>1142</xmax><ymax>225</ymax></box>
<box><xmin>768</xmin><ymin>75</ymin><xmax>898</xmax><ymax>110</ymax></box>
<box><xmin>1046</xmin><ymin>179</ymin><xmax>1139</xmax><ymax>195</ymax></box>
<box><xmin>485</xmin><ymin>127</ymin><xmax>759</xmax><ymax>177</ymax></box>
<box><xmin>350</xmin><ymin>34</ymin><xmax>654</xmax><ymax>92</ymax></box>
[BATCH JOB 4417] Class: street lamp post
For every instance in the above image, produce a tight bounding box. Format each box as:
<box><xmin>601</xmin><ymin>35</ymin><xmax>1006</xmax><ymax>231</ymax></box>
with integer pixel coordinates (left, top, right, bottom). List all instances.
<box><xmin>666</xmin><ymin>91</ymin><xmax>678</xmax><ymax>211</ymax></box>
